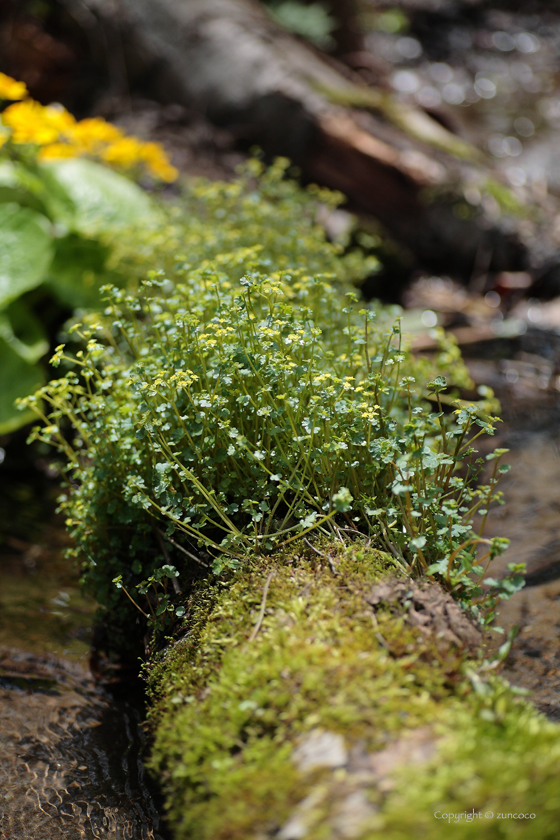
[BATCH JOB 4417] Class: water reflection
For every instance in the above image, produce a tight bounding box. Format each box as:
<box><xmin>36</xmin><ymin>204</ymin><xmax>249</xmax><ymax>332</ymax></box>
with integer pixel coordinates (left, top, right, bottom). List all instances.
<box><xmin>367</xmin><ymin>2</ymin><xmax>560</xmax><ymax>198</ymax></box>
<box><xmin>0</xmin><ymin>650</ymin><xmax>166</xmax><ymax>840</ymax></box>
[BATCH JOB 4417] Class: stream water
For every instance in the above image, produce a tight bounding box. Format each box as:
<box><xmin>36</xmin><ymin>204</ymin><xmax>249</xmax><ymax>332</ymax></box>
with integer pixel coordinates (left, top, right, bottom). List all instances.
<box><xmin>465</xmin><ymin>337</ymin><xmax>560</xmax><ymax>719</ymax></box>
<box><xmin>0</xmin><ymin>437</ymin><xmax>167</xmax><ymax>840</ymax></box>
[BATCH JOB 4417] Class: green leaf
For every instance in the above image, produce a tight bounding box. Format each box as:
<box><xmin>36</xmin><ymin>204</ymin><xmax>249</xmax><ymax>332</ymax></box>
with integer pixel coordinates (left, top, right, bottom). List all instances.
<box><xmin>44</xmin><ymin>159</ymin><xmax>155</xmax><ymax>235</ymax></box>
<box><xmin>0</xmin><ymin>203</ymin><xmax>54</xmax><ymax>309</ymax></box>
<box><xmin>0</xmin><ymin>160</ymin><xmax>75</xmax><ymax>222</ymax></box>
<box><xmin>0</xmin><ymin>299</ymin><xmax>49</xmax><ymax>364</ymax></box>
<box><xmin>332</xmin><ymin>487</ymin><xmax>353</xmax><ymax>512</ymax></box>
<box><xmin>0</xmin><ymin>335</ymin><xmax>46</xmax><ymax>434</ymax></box>
<box><xmin>45</xmin><ymin>233</ymin><xmax>124</xmax><ymax>309</ymax></box>
<box><xmin>427</xmin><ymin>376</ymin><xmax>447</xmax><ymax>392</ymax></box>
<box><xmin>0</xmin><ymin>160</ymin><xmax>49</xmax><ymax>215</ymax></box>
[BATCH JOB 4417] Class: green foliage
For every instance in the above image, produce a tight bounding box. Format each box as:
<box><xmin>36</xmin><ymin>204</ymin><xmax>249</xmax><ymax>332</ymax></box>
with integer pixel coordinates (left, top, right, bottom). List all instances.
<box><xmin>0</xmin><ymin>202</ymin><xmax>54</xmax><ymax>307</ymax></box>
<box><xmin>266</xmin><ymin>1</ymin><xmax>335</xmax><ymax>49</ymax></box>
<box><xmin>46</xmin><ymin>158</ymin><xmax>155</xmax><ymax>235</ymax></box>
<box><xmin>22</xmin><ymin>162</ymin><xmax>520</xmax><ymax>632</ymax></box>
<box><xmin>113</xmin><ymin>158</ymin><xmax>373</xmax><ymax>287</ymax></box>
<box><xmin>0</xmin><ymin>157</ymin><xmax>154</xmax><ymax>433</ymax></box>
<box><xmin>146</xmin><ymin>552</ymin><xmax>555</xmax><ymax>840</ymax></box>
<box><xmin>0</xmin><ymin>336</ymin><xmax>46</xmax><ymax>433</ymax></box>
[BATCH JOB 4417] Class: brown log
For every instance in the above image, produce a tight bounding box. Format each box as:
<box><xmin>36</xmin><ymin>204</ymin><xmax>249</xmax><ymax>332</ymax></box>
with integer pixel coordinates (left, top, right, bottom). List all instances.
<box><xmin>75</xmin><ymin>0</ymin><xmax>535</xmax><ymax>286</ymax></box>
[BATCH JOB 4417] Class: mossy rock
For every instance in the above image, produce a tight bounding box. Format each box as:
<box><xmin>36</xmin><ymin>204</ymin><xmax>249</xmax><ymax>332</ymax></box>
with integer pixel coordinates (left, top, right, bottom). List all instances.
<box><xmin>146</xmin><ymin>544</ymin><xmax>560</xmax><ymax>839</ymax></box>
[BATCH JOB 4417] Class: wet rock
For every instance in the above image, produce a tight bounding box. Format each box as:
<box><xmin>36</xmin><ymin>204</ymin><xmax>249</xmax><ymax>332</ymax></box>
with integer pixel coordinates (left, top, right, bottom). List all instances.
<box><xmin>292</xmin><ymin>729</ymin><xmax>348</xmax><ymax>773</ymax></box>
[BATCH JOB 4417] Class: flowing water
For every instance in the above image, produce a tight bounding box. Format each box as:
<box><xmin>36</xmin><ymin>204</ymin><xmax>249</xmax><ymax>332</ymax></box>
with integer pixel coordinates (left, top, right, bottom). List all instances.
<box><xmin>0</xmin><ymin>650</ymin><xmax>165</xmax><ymax>840</ymax></box>
<box><xmin>464</xmin><ymin>343</ymin><xmax>560</xmax><ymax>718</ymax></box>
<box><xmin>0</xmin><ymin>438</ymin><xmax>167</xmax><ymax>840</ymax></box>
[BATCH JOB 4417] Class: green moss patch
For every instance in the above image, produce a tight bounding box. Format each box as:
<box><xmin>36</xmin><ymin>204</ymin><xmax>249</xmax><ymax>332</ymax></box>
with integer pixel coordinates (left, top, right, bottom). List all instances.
<box><xmin>144</xmin><ymin>544</ymin><xmax>560</xmax><ymax>840</ymax></box>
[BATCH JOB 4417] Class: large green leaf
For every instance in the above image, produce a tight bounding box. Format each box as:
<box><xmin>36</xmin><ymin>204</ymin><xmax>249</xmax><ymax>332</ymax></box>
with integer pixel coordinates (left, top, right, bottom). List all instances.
<box><xmin>0</xmin><ymin>336</ymin><xmax>45</xmax><ymax>434</ymax></box>
<box><xmin>0</xmin><ymin>299</ymin><xmax>49</xmax><ymax>365</ymax></box>
<box><xmin>0</xmin><ymin>161</ymin><xmax>49</xmax><ymax>216</ymax></box>
<box><xmin>45</xmin><ymin>233</ymin><xmax>125</xmax><ymax>309</ymax></box>
<box><xmin>0</xmin><ymin>204</ymin><xmax>54</xmax><ymax>309</ymax></box>
<box><xmin>44</xmin><ymin>159</ymin><xmax>155</xmax><ymax>235</ymax></box>
<box><xmin>0</xmin><ymin>160</ymin><xmax>76</xmax><ymax>223</ymax></box>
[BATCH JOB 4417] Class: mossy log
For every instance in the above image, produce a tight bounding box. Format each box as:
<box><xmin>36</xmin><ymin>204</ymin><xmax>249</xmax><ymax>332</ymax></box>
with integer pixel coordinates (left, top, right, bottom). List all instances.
<box><xmin>146</xmin><ymin>543</ymin><xmax>560</xmax><ymax>840</ymax></box>
<box><xmin>77</xmin><ymin>0</ymin><xmax>535</xmax><ymax>289</ymax></box>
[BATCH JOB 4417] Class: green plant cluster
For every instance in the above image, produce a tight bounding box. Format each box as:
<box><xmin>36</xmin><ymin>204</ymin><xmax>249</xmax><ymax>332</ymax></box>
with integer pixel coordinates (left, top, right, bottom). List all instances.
<box><xmin>22</xmin><ymin>162</ymin><xmax>521</xmax><ymax>633</ymax></box>
<box><xmin>112</xmin><ymin>158</ymin><xmax>371</xmax><ymax>287</ymax></box>
<box><xmin>0</xmin><ymin>154</ymin><xmax>155</xmax><ymax>433</ymax></box>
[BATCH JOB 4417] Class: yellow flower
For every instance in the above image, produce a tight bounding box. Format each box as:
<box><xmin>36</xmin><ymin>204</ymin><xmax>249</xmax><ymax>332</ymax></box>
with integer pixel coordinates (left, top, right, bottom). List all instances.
<box><xmin>140</xmin><ymin>141</ymin><xmax>178</xmax><ymax>182</ymax></box>
<box><xmin>101</xmin><ymin>136</ymin><xmax>145</xmax><ymax>168</ymax></box>
<box><xmin>2</xmin><ymin>91</ymin><xmax>177</xmax><ymax>181</ymax></box>
<box><xmin>38</xmin><ymin>142</ymin><xmax>81</xmax><ymax>160</ymax></box>
<box><xmin>70</xmin><ymin>117</ymin><xmax>124</xmax><ymax>153</ymax></box>
<box><xmin>2</xmin><ymin>100</ymin><xmax>75</xmax><ymax>145</ymax></box>
<box><xmin>0</xmin><ymin>73</ymin><xmax>27</xmax><ymax>101</ymax></box>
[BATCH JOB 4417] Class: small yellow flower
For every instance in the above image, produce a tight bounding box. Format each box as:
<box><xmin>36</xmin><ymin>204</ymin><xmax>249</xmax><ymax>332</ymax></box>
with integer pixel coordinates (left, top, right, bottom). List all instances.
<box><xmin>0</xmin><ymin>73</ymin><xmax>27</xmax><ymax>101</ymax></box>
<box><xmin>70</xmin><ymin>117</ymin><xmax>123</xmax><ymax>152</ymax></box>
<box><xmin>101</xmin><ymin>136</ymin><xmax>145</xmax><ymax>168</ymax></box>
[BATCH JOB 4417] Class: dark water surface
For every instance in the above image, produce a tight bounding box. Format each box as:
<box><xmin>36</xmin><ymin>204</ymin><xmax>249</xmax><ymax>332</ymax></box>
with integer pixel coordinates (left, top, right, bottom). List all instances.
<box><xmin>0</xmin><ymin>650</ymin><xmax>166</xmax><ymax>840</ymax></box>
<box><xmin>0</xmin><ymin>440</ymin><xmax>167</xmax><ymax>840</ymax></box>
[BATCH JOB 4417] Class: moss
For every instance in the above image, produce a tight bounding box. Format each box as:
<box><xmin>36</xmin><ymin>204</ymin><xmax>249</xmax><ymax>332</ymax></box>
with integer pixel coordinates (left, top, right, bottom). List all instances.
<box><xmin>146</xmin><ymin>543</ymin><xmax>560</xmax><ymax>838</ymax></box>
<box><xmin>383</xmin><ymin>699</ymin><xmax>560</xmax><ymax>838</ymax></box>
<box><xmin>146</xmin><ymin>544</ymin><xmax>487</xmax><ymax>839</ymax></box>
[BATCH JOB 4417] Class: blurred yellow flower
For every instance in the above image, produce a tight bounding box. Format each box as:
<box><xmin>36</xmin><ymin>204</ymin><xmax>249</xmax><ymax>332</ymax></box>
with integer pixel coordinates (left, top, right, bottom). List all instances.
<box><xmin>3</xmin><ymin>100</ymin><xmax>75</xmax><ymax>145</ymax></box>
<box><xmin>101</xmin><ymin>136</ymin><xmax>145</xmax><ymax>168</ymax></box>
<box><xmin>38</xmin><ymin>142</ymin><xmax>80</xmax><ymax>161</ymax></box>
<box><xmin>140</xmin><ymin>141</ymin><xmax>179</xmax><ymax>182</ymax></box>
<box><xmin>0</xmin><ymin>73</ymin><xmax>27</xmax><ymax>101</ymax></box>
<box><xmin>0</xmin><ymin>74</ymin><xmax>178</xmax><ymax>182</ymax></box>
<box><xmin>70</xmin><ymin>117</ymin><xmax>124</xmax><ymax>152</ymax></box>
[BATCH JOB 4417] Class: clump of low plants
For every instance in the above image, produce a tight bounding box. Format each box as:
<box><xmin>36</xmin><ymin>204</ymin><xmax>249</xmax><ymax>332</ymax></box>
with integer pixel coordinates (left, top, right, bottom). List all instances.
<box><xmin>22</xmin><ymin>257</ymin><xmax>521</xmax><ymax>635</ymax></box>
<box><xmin>111</xmin><ymin>156</ymin><xmax>376</xmax><ymax>289</ymax></box>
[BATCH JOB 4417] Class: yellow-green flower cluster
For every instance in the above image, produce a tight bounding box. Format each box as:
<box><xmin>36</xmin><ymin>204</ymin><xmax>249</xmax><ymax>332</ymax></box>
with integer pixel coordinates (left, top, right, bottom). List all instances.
<box><xmin>0</xmin><ymin>73</ymin><xmax>177</xmax><ymax>181</ymax></box>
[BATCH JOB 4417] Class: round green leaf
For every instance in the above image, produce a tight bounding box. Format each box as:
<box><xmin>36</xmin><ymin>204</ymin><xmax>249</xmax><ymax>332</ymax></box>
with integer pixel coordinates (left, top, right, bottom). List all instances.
<box><xmin>46</xmin><ymin>233</ymin><xmax>124</xmax><ymax>309</ymax></box>
<box><xmin>0</xmin><ymin>336</ymin><xmax>46</xmax><ymax>434</ymax></box>
<box><xmin>0</xmin><ymin>204</ymin><xmax>54</xmax><ymax>309</ymax></box>
<box><xmin>44</xmin><ymin>159</ymin><xmax>155</xmax><ymax>235</ymax></box>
